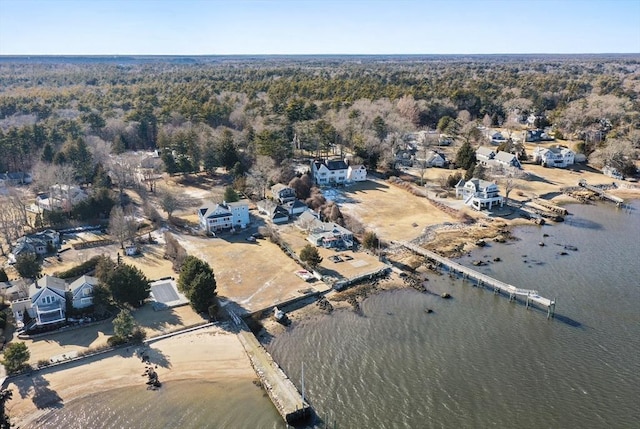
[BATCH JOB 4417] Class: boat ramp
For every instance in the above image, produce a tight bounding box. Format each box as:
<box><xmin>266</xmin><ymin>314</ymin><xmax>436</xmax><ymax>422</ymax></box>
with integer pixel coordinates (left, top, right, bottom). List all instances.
<box><xmin>399</xmin><ymin>242</ymin><xmax>556</xmax><ymax>318</ymax></box>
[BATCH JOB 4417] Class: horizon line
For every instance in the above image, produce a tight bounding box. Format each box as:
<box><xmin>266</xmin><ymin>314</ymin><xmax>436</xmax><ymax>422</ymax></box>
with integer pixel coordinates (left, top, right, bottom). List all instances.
<box><xmin>1</xmin><ymin>52</ymin><xmax>639</xmax><ymax>57</ymax></box>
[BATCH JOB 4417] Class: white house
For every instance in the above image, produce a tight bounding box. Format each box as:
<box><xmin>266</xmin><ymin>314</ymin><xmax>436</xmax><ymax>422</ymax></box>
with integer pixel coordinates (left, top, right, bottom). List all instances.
<box><xmin>455</xmin><ymin>178</ymin><xmax>504</xmax><ymax>211</ymax></box>
<box><xmin>532</xmin><ymin>146</ymin><xmax>575</xmax><ymax>168</ymax></box>
<box><xmin>493</xmin><ymin>151</ymin><xmax>522</xmax><ymax>169</ymax></box>
<box><xmin>476</xmin><ymin>147</ymin><xmax>496</xmax><ymax>163</ymax></box>
<box><xmin>36</xmin><ymin>184</ymin><xmax>88</xmax><ymax>211</ymax></box>
<box><xmin>311</xmin><ymin>159</ymin><xmax>349</xmax><ymax>185</ymax></box>
<box><xmin>198</xmin><ymin>201</ymin><xmax>250</xmax><ymax>233</ymax></box>
<box><xmin>420</xmin><ymin>151</ymin><xmax>447</xmax><ymax>168</ymax></box>
<box><xmin>347</xmin><ymin>164</ymin><xmax>367</xmax><ymax>182</ymax></box>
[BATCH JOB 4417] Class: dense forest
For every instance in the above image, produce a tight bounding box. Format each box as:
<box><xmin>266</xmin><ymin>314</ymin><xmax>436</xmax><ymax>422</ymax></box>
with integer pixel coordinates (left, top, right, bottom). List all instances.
<box><xmin>0</xmin><ymin>54</ymin><xmax>638</xmax><ymax>189</ymax></box>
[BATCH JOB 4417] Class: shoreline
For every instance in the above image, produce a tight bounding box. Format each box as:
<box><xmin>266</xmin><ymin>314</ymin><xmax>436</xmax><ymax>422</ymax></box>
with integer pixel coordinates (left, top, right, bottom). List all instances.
<box><xmin>6</xmin><ymin>325</ymin><xmax>256</xmax><ymax>428</ymax></box>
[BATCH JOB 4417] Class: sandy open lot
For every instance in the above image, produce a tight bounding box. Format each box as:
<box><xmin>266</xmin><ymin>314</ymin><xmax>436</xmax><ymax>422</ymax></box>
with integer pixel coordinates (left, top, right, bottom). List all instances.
<box><xmin>5</xmin><ymin>325</ymin><xmax>252</xmax><ymax>427</ymax></box>
<box><xmin>175</xmin><ymin>229</ymin><xmax>323</xmax><ymax>314</ymax></box>
<box><xmin>334</xmin><ymin>179</ymin><xmax>457</xmax><ymax>242</ymax></box>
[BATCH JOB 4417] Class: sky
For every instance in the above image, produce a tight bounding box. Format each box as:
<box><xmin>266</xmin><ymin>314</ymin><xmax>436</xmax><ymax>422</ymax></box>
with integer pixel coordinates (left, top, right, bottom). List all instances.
<box><xmin>0</xmin><ymin>0</ymin><xmax>639</xmax><ymax>55</ymax></box>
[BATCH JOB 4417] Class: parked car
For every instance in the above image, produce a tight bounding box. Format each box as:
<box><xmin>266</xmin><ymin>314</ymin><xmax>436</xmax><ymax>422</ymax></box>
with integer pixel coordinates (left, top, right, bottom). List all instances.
<box><xmin>246</xmin><ymin>236</ymin><xmax>257</xmax><ymax>242</ymax></box>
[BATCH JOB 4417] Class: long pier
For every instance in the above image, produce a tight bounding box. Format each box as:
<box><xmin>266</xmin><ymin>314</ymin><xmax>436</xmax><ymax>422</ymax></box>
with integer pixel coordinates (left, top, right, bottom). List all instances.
<box><xmin>399</xmin><ymin>242</ymin><xmax>556</xmax><ymax>318</ymax></box>
<box><xmin>229</xmin><ymin>310</ymin><xmax>311</xmax><ymax>425</ymax></box>
<box><xmin>578</xmin><ymin>179</ymin><xmax>624</xmax><ymax>206</ymax></box>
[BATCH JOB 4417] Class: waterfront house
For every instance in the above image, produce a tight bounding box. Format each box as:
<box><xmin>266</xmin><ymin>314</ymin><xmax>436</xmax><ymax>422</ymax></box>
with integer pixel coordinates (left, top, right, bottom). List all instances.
<box><xmin>347</xmin><ymin>164</ymin><xmax>367</xmax><ymax>182</ymax></box>
<box><xmin>455</xmin><ymin>178</ymin><xmax>504</xmax><ymax>211</ymax></box>
<box><xmin>198</xmin><ymin>200</ymin><xmax>250</xmax><ymax>233</ymax></box>
<box><xmin>69</xmin><ymin>275</ymin><xmax>98</xmax><ymax>309</ymax></box>
<box><xmin>311</xmin><ymin>159</ymin><xmax>349</xmax><ymax>185</ymax></box>
<box><xmin>11</xmin><ymin>275</ymin><xmax>67</xmax><ymax>329</ymax></box>
<box><xmin>297</xmin><ymin>211</ymin><xmax>354</xmax><ymax>249</ymax></box>
<box><xmin>532</xmin><ymin>146</ymin><xmax>575</xmax><ymax>168</ymax></box>
<box><xmin>602</xmin><ymin>165</ymin><xmax>624</xmax><ymax>180</ymax></box>
<box><xmin>10</xmin><ymin>275</ymin><xmax>98</xmax><ymax>330</ymax></box>
<box><xmin>271</xmin><ymin>184</ymin><xmax>297</xmax><ymax>204</ymax></box>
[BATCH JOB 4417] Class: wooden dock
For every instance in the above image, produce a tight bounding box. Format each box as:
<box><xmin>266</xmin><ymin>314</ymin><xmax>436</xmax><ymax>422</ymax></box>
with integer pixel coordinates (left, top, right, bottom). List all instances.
<box><xmin>578</xmin><ymin>179</ymin><xmax>624</xmax><ymax>206</ymax></box>
<box><xmin>230</xmin><ymin>310</ymin><xmax>311</xmax><ymax>425</ymax></box>
<box><xmin>399</xmin><ymin>242</ymin><xmax>556</xmax><ymax>318</ymax></box>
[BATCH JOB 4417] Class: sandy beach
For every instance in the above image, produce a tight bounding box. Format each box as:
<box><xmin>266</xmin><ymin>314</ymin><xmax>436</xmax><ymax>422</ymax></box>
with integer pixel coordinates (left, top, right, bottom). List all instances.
<box><xmin>5</xmin><ymin>325</ymin><xmax>254</xmax><ymax>427</ymax></box>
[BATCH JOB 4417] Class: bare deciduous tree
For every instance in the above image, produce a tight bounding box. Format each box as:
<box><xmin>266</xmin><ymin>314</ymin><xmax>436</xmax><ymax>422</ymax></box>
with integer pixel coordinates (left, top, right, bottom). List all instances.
<box><xmin>246</xmin><ymin>155</ymin><xmax>278</xmax><ymax>200</ymax></box>
<box><xmin>108</xmin><ymin>205</ymin><xmax>138</xmax><ymax>249</ymax></box>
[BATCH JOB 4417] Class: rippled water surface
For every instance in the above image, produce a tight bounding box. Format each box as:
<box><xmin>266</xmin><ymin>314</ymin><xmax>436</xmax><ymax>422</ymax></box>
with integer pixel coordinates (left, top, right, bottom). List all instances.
<box><xmin>269</xmin><ymin>201</ymin><xmax>640</xmax><ymax>428</ymax></box>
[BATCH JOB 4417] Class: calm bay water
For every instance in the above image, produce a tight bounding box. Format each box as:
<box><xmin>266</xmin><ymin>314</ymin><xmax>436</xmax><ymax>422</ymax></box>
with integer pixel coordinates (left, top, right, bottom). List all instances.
<box><xmin>268</xmin><ymin>201</ymin><xmax>640</xmax><ymax>429</ymax></box>
<box><xmin>27</xmin><ymin>201</ymin><xmax>639</xmax><ymax>428</ymax></box>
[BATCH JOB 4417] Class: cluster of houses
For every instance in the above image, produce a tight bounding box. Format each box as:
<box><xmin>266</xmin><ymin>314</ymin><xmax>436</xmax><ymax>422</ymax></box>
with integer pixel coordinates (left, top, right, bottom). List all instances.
<box><xmin>394</xmin><ymin>144</ymin><xmax>447</xmax><ymax>169</ymax></box>
<box><xmin>4</xmin><ymin>275</ymin><xmax>97</xmax><ymax>331</ymax></box>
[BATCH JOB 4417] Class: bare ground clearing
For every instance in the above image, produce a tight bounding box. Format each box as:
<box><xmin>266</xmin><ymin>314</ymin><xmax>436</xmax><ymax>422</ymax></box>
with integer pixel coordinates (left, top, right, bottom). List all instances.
<box><xmin>175</xmin><ymin>230</ymin><xmax>325</xmax><ymax>314</ymax></box>
<box><xmin>335</xmin><ymin>179</ymin><xmax>458</xmax><ymax>242</ymax></box>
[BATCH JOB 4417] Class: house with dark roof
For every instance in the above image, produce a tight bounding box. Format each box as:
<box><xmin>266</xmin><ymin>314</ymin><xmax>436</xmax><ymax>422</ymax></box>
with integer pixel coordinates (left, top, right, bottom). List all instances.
<box><xmin>257</xmin><ymin>199</ymin><xmax>290</xmax><ymax>224</ymax></box>
<box><xmin>311</xmin><ymin>159</ymin><xmax>349</xmax><ymax>185</ymax></box>
<box><xmin>9</xmin><ymin>229</ymin><xmax>60</xmax><ymax>263</ymax></box>
<box><xmin>525</xmin><ymin>129</ymin><xmax>554</xmax><ymax>142</ymax></box>
<box><xmin>198</xmin><ymin>201</ymin><xmax>250</xmax><ymax>233</ymax></box>
<box><xmin>0</xmin><ymin>172</ymin><xmax>32</xmax><ymax>186</ymax></box>
<box><xmin>270</xmin><ymin>184</ymin><xmax>297</xmax><ymax>204</ymax></box>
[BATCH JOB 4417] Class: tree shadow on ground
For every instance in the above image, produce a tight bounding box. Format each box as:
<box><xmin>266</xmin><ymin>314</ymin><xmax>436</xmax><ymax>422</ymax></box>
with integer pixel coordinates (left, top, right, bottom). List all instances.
<box><xmin>134</xmin><ymin>305</ymin><xmax>183</xmax><ymax>333</ymax></box>
<box><xmin>11</xmin><ymin>372</ymin><xmax>63</xmax><ymax>410</ymax></box>
<box><xmin>30</xmin><ymin>373</ymin><xmax>63</xmax><ymax>410</ymax></box>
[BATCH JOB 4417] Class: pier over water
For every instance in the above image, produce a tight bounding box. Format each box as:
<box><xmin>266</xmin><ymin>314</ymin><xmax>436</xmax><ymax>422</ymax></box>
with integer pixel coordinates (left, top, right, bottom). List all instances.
<box><xmin>399</xmin><ymin>241</ymin><xmax>556</xmax><ymax>318</ymax></box>
<box><xmin>229</xmin><ymin>310</ymin><xmax>311</xmax><ymax>426</ymax></box>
